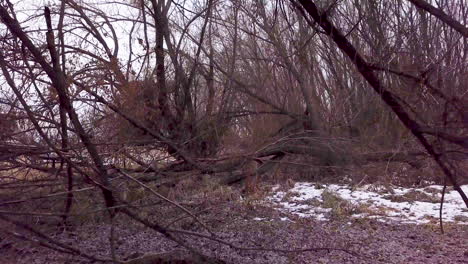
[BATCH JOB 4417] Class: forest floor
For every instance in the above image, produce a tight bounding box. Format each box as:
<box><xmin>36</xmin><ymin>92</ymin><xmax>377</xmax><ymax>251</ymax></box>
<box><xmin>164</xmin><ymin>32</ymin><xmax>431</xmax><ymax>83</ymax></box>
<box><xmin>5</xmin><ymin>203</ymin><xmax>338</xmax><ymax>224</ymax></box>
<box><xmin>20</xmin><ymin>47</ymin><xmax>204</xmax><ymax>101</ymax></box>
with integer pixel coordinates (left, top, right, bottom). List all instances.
<box><xmin>1</xmin><ymin>182</ymin><xmax>467</xmax><ymax>263</ymax></box>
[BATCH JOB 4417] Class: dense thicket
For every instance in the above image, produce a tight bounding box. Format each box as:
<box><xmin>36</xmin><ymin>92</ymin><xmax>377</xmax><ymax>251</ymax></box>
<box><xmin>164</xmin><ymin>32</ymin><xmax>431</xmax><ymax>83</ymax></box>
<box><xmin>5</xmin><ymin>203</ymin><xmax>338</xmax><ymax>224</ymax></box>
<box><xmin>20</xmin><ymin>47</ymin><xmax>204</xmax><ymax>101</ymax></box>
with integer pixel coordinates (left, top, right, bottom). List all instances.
<box><xmin>0</xmin><ymin>0</ymin><xmax>466</xmax><ymax>262</ymax></box>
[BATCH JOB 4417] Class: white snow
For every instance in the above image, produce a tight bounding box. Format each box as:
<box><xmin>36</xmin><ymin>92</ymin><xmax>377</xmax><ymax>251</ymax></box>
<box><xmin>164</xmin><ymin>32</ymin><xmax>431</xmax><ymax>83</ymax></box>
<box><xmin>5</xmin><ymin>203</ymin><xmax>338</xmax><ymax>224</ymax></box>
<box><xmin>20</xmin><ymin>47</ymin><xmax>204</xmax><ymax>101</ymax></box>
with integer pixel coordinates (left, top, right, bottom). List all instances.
<box><xmin>266</xmin><ymin>182</ymin><xmax>468</xmax><ymax>224</ymax></box>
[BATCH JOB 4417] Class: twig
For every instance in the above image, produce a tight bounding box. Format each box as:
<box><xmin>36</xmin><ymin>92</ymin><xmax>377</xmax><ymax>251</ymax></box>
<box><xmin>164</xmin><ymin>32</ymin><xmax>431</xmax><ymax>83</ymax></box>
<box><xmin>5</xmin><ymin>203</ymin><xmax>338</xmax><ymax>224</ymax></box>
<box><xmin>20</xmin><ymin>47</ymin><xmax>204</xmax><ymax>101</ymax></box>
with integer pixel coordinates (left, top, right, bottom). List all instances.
<box><xmin>165</xmin><ymin>207</ymin><xmax>211</xmax><ymax>229</ymax></box>
<box><xmin>119</xmin><ymin>208</ymin><xmax>222</xmax><ymax>264</ymax></box>
<box><xmin>118</xmin><ymin>170</ymin><xmax>215</xmax><ymax>236</ymax></box>
<box><xmin>109</xmin><ymin>216</ymin><xmax>118</xmax><ymax>263</ymax></box>
<box><xmin>0</xmin><ymin>213</ymin><xmax>113</xmax><ymax>263</ymax></box>
<box><xmin>0</xmin><ymin>186</ymin><xmax>95</xmax><ymax>206</ymax></box>
<box><xmin>439</xmin><ymin>179</ymin><xmax>447</xmax><ymax>234</ymax></box>
<box><xmin>3</xmin><ymin>229</ymin><xmax>74</xmax><ymax>255</ymax></box>
<box><xmin>166</xmin><ymin>228</ymin><xmax>360</xmax><ymax>257</ymax></box>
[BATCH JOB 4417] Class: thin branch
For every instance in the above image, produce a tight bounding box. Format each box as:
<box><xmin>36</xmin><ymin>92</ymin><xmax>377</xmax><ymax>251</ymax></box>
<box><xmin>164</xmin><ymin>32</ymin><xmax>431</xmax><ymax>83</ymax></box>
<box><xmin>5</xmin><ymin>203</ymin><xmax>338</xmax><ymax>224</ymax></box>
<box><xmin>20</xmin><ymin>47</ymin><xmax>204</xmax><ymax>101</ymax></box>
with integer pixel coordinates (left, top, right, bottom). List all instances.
<box><xmin>407</xmin><ymin>0</ymin><xmax>468</xmax><ymax>37</ymax></box>
<box><xmin>118</xmin><ymin>170</ymin><xmax>215</xmax><ymax>236</ymax></box>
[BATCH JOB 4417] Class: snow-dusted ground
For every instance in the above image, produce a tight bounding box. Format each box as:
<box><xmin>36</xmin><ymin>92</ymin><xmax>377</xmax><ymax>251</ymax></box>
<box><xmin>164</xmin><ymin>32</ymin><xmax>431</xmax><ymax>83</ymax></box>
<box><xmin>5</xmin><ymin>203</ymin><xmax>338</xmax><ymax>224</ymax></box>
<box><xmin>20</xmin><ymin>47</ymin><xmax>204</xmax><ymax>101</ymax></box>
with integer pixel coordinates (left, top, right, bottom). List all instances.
<box><xmin>267</xmin><ymin>182</ymin><xmax>468</xmax><ymax>224</ymax></box>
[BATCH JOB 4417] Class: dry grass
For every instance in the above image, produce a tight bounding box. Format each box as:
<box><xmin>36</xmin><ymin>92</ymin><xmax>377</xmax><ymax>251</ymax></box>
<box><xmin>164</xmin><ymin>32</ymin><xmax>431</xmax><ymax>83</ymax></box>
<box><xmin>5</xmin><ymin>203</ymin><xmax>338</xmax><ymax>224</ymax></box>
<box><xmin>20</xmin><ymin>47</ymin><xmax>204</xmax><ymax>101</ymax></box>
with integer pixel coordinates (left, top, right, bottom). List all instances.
<box><xmin>320</xmin><ymin>190</ymin><xmax>367</xmax><ymax>220</ymax></box>
<box><xmin>383</xmin><ymin>190</ymin><xmax>439</xmax><ymax>204</ymax></box>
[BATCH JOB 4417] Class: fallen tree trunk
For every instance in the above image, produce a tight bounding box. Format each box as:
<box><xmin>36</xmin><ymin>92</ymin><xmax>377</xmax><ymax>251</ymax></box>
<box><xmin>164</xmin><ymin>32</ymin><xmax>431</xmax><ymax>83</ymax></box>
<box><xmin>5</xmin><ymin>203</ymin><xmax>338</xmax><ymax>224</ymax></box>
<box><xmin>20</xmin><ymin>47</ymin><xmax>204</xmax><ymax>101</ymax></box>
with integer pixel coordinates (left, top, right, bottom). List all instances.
<box><xmin>124</xmin><ymin>137</ymin><xmax>426</xmax><ymax>186</ymax></box>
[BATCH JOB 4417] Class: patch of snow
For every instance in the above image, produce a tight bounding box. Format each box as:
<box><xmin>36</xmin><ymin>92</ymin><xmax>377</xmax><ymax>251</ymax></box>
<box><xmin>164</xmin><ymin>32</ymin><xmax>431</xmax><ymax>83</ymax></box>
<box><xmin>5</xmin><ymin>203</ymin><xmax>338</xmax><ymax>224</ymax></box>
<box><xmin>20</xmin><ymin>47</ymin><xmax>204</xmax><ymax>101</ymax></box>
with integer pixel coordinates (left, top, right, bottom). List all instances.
<box><xmin>267</xmin><ymin>182</ymin><xmax>468</xmax><ymax>225</ymax></box>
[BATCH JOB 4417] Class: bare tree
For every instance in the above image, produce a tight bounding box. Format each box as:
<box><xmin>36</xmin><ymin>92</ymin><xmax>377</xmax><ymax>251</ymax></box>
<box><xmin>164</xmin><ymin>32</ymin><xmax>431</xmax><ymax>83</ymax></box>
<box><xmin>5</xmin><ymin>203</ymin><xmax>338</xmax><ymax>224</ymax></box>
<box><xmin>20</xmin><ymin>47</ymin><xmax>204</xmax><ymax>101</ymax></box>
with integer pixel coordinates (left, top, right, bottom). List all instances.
<box><xmin>0</xmin><ymin>0</ymin><xmax>466</xmax><ymax>262</ymax></box>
